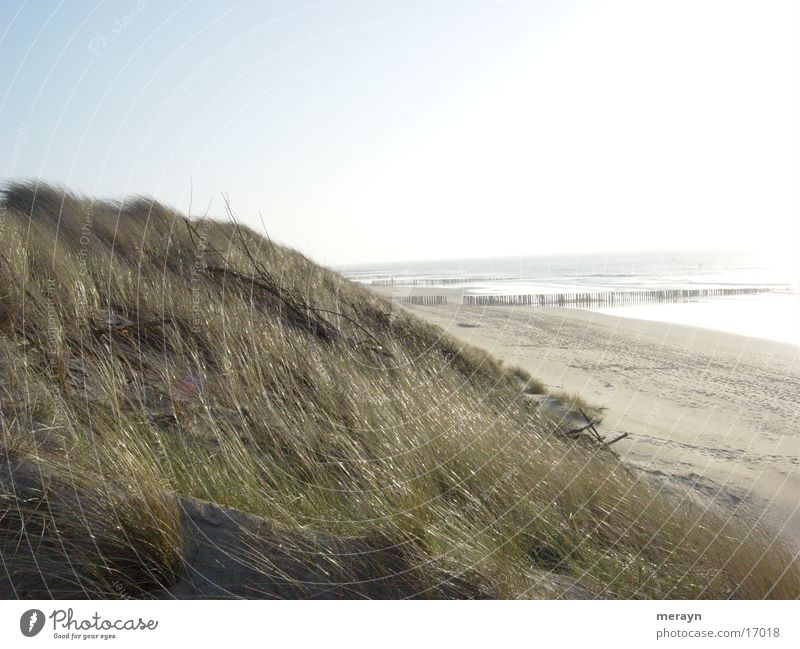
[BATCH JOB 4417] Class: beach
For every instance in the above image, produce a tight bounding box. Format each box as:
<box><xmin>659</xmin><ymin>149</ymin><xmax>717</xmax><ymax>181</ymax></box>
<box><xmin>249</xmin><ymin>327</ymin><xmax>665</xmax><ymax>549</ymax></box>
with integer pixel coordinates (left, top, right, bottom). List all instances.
<box><xmin>371</xmin><ymin>284</ymin><xmax>800</xmax><ymax>546</ymax></box>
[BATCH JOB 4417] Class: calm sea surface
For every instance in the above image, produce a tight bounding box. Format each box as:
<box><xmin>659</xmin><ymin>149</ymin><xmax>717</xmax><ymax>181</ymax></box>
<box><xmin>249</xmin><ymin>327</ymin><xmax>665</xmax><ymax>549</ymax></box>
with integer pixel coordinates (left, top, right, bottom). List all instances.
<box><xmin>340</xmin><ymin>250</ymin><xmax>799</xmax><ymax>345</ymax></box>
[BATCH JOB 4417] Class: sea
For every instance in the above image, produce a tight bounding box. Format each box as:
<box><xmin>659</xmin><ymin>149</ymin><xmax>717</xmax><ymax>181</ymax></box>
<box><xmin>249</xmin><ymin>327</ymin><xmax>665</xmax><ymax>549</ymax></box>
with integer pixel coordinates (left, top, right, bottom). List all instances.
<box><xmin>340</xmin><ymin>250</ymin><xmax>800</xmax><ymax>346</ymax></box>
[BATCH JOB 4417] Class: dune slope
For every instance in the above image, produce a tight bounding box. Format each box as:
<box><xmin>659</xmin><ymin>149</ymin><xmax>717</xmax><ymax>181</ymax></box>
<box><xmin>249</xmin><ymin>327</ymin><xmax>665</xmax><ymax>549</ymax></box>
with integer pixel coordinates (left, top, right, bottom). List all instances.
<box><xmin>0</xmin><ymin>182</ymin><xmax>797</xmax><ymax>599</ymax></box>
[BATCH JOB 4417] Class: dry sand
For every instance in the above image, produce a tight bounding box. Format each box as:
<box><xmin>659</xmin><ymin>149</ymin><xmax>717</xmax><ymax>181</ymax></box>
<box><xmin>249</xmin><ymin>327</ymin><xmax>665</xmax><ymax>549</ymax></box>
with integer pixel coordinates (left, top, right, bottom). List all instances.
<box><xmin>371</xmin><ymin>285</ymin><xmax>800</xmax><ymax>546</ymax></box>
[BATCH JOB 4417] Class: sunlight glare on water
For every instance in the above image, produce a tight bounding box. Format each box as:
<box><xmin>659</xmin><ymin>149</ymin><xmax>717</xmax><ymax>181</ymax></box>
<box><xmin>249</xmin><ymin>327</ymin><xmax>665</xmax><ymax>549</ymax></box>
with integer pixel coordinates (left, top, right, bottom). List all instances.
<box><xmin>593</xmin><ymin>292</ymin><xmax>800</xmax><ymax>346</ymax></box>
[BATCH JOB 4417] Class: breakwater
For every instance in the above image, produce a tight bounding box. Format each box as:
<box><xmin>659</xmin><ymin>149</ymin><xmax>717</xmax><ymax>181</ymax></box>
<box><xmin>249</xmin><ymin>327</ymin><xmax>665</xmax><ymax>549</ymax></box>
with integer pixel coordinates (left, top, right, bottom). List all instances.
<box><xmin>373</xmin><ymin>277</ymin><xmax>511</xmax><ymax>286</ymax></box>
<box><xmin>396</xmin><ymin>295</ymin><xmax>449</xmax><ymax>306</ymax></box>
<box><xmin>462</xmin><ymin>287</ymin><xmax>771</xmax><ymax>307</ymax></box>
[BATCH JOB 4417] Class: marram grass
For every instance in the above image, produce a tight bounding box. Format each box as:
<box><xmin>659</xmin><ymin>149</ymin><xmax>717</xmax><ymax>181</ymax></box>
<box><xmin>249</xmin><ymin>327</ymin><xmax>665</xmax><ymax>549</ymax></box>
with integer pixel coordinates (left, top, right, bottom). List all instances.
<box><xmin>0</xmin><ymin>182</ymin><xmax>797</xmax><ymax>598</ymax></box>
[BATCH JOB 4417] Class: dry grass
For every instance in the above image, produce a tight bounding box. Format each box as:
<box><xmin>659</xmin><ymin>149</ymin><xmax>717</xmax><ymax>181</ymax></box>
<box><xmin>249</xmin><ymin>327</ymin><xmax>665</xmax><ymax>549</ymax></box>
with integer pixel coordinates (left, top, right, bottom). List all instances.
<box><xmin>550</xmin><ymin>390</ymin><xmax>605</xmax><ymax>423</ymax></box>
<box><xmin>0</xmin><ymin>181</ymin><xmax>797</xmax><ymax>599</ymax></box>
<box><xmin>506</xmin><ymin>365</ymin><xmax>548</xmax><ymax>396</ymax></box>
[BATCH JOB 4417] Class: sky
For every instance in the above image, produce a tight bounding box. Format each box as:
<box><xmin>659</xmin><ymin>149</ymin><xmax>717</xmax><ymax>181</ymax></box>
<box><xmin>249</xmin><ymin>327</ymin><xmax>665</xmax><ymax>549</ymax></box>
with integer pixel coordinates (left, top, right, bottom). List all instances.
<box><xmin>0</xmin><ymin>0</ymin><xmax>798</xmax><ymax>267</ymax></box>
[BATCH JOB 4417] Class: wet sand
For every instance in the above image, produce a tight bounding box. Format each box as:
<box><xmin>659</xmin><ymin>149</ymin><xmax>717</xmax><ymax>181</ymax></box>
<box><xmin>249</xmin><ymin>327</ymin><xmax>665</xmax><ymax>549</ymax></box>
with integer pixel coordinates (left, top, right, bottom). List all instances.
<box><xmin>372</xmin><ymin>285</ymin><xmax>800</xmax><ymax>546</ymax></box>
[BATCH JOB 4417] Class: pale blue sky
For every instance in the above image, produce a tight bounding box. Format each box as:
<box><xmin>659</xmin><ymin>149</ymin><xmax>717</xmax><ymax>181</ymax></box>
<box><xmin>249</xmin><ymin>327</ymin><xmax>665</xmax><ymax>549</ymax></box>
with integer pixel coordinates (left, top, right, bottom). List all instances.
<box><xmin>1</xmin><ymin>1</ymin><xmax>798</xmax><ymax>265</ymax></box>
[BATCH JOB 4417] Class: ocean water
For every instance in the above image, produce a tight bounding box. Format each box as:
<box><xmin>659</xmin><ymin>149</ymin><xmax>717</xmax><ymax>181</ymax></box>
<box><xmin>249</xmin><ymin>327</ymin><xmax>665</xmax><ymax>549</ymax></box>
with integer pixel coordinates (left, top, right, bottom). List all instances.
<box><xmin>340</xmin><ymin>250</ymin><xmax>800</xmax><ymax>345</ymax></box>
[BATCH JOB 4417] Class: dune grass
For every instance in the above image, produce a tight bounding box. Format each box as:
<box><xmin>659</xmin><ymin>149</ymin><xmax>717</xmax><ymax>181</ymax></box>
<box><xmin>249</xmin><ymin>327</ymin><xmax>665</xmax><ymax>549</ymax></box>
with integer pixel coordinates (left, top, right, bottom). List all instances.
<box><xmin>0</xmin><ymin>181</ymin><xmax>797</xmax><ymax>599</ymax></box>
<box><xmin>506</xmin><ymin>365</ymin><xmax>548</xmax><ymax>396</ymax></box>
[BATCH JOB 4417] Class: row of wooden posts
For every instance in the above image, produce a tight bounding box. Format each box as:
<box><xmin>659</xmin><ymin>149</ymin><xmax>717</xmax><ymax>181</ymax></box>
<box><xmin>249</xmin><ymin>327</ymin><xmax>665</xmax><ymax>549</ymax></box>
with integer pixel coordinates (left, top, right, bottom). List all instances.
<box><xmin>374</xmin><ymin>276</ymin><xmax>509</xmax><ymax>287</ymax></box>
<box><xmin>462</xmin><ymin>287</ymin><xmax>770</xmax><ymax>307</ymax></box>
<box><xmin>393</xmin><ymin>287</ymin><xmax>771</xmax><ymax>308</ymax></box>
<box><xmin>396</xmin><ymin>295</ymin><xmax>449</xmax><ymax>306</ymax></box>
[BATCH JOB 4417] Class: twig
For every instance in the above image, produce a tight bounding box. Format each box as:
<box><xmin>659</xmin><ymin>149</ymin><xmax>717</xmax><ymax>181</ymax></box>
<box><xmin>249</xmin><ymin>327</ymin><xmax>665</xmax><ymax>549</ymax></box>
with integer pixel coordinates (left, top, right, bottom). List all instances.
<box><xmin>257</xmin><ymin>209</ymin><xmax>277</xmax><ymax>259</ymax></box>
<box><xmin>222</xmin><ymin>193</ymin><xmax>270</xmax><ymax>279</ymax></box>
<box><xmin>186</xmin><ymin>194</ymin><xmax>393</xmax><ymax>359</ymax></box>
<box><xmin>205</xmin><ymin>265</ymin><xmax>336</xmax><ymax>338</ymax></box>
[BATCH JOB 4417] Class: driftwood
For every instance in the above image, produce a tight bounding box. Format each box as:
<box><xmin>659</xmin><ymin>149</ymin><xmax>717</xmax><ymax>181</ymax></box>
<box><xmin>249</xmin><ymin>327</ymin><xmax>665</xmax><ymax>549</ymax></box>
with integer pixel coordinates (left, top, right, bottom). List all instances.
<box><xmin>561</xmin><ymin>408</ymin><xmax>630</xmax><ymax>454</ymax></box>
<box><xmin>603</xmin><ymin>432</ymin><xmax>629</xmax><ymax>447</ymax></box>
<box><xmin>565</xmin><ymin>421</ymin><xmax>596</xmax><ymax>438</ymax></box>
<box><xmin>579</xmin><ymin>408</ymin><xmax>606</xmax><ymax>444</ymax></box>
<box><xmin>565</xmin><ymin>409</ymin><xmax>604</xmax><ymax>441</ymax></box>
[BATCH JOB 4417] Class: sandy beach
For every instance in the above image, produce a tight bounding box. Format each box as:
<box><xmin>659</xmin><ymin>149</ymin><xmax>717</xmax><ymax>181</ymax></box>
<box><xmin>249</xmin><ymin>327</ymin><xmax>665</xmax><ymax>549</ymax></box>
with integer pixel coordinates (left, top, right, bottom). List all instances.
<box><xmin>371</xmin><ymin>285</ymin><xmax>800</xmax><ymax>546</ymax></box>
